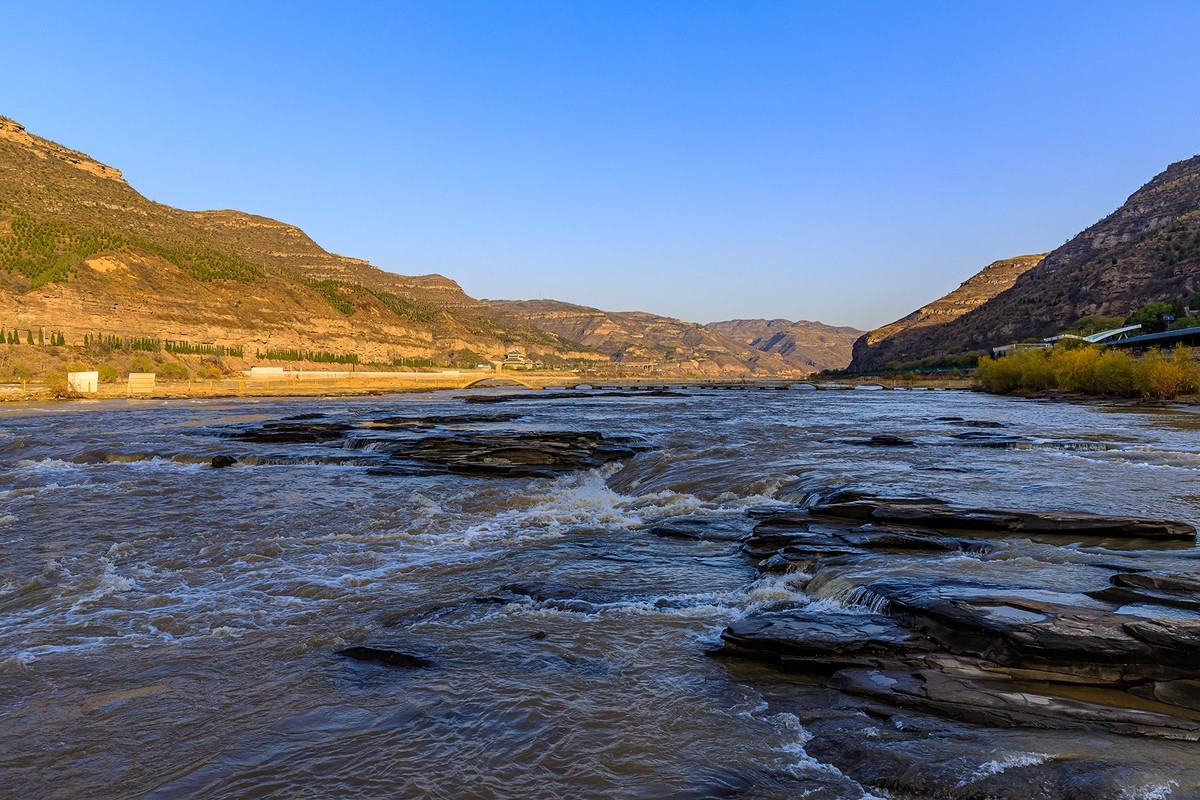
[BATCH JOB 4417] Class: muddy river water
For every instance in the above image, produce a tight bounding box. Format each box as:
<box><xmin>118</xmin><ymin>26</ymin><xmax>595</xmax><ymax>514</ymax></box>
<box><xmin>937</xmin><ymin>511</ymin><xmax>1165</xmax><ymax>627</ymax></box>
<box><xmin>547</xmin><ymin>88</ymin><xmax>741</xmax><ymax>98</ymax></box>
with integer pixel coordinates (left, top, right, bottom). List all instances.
<box><xmin>2</xmin><ymin>387</ymin><xmax>1199</xmax><ymax>799</ymax></box>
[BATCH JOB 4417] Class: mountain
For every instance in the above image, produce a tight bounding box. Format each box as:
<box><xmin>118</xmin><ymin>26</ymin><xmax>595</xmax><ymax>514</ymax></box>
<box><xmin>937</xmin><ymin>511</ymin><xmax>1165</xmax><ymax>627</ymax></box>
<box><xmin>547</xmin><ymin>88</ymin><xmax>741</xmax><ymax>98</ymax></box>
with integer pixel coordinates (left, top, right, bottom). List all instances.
<box><xmin>850</xmin><ymin>155</ymin><xmax>1200</xmax><ymax>371</ymax></box>
<box><xmin>848</xmin><ymin>254</ymin><xmax>1045</xmax><ymax>371</ymax></box>
<box><xmin>486</xmin><ymin>299</ymin><xmax>806</xmax><ymax>376</ymax></box>
<box><xmin>0</xmin><ymin>115</ymin><xmax>584</xmax><ymax>366</ymax></box>
<box><xmin>705</xmin><ymin>319</ymin><xmax>864</xmax><ymax>373</ymax></box>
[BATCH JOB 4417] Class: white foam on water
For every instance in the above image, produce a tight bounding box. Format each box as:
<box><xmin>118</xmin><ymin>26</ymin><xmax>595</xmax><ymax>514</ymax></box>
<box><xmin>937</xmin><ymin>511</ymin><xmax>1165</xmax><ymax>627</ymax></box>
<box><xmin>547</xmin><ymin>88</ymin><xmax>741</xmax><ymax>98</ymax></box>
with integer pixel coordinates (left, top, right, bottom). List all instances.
<box><xmin>737</xmin><ymin>571</ymin><xmax>812</xmax><ymax>610</ymax></box>
<box><xmin>452</xmin><ymin>466</ymin><xmax>724</xmax><ymax>542</ymax></box>
<box><xmin>767</xmin><ymin>712</ymin><xmax>887</xmax><ymax>799</ymax></box>
<box><xmin>67</xmin><ymin>555</ymin><xmax>139</xmax><ymax>613</ymax></box>
<box><xmin>16</xmin><ymin>457</ymin><xmax>87</xmax><ymax>472</ymax></box>
<box><xmin>957</xmin><ymin>751</ymin><xmax>1052</xmax><ymax>786</ymax></box>
<box><xmin>1123</xmin><ymin>781</ymin><xmax>1180</xmax><ymax>800</ymax></box>
<box><xmin>1048</xmin><ymin>445</ymin><xmax>1200</xmax><ymax>472</ymax></box>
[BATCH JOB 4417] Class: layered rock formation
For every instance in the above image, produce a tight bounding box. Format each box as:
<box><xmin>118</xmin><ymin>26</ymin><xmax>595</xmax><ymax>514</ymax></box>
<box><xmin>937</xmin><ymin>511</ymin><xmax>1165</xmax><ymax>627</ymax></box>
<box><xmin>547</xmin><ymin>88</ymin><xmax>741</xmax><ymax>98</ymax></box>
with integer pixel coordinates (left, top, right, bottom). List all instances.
<box><xmin>705</xmin><ymin>318</ymin><xmax>863</xmax><ymax>372</ymax></box>
<box><xmin>709</xmin><ymin>490</ymin><xmax>1200</xmax><ymax>742</ymax></box>
<box><xmin>851</xmin><ymin>155</ymin><xmax>1200</xmax><ymax>370</ymax></box>
<box><xmin>487</xmin><ymin>299</ymin><xmax>804</xmax><ymax>376</ymax></box>
<box><xmin>216</xmin><ymin>407</ymin><xmax>654</xmax><ymax>478</ymax></box>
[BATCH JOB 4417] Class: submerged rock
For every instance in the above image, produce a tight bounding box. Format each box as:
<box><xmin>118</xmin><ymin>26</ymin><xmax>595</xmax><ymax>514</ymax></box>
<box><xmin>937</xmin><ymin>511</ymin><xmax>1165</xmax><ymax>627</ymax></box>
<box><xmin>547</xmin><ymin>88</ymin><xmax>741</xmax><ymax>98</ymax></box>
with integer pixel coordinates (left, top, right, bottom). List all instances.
<box><xmin>648</xmin><ymin>516</ymin><xmax>752</xmax><ymax>542</ymax></box>
<box><xmin>336</xmin><ymin>646</ymin><xmax>433</xmax><ymax>668</ymax></box>
<box><xmin>499</xmin><ymin>581</ymin><xmax>630</xmax><ymax>607</ymax></box>
<box><xmin>372</xmin><ymin>430</ymin><xmax>652</xmax><ymax>478</ymax></box>
<box><xmin>1131</xmin><ymin>679</ymin><xmax>1200</xmax><ymax>711</ymax></box>
<box><xmin>718</xmin><ymin>609</ymin><xmax>931</xmax><ymax>670</ymax></box>
<box><xmin>849</xmin><ymin>435</ymin><xmax>917</xmax><ymax>447</ymax></box>
<box><xmin>226</xmin><ymin>421</ymin><xmax>353</xmax><ymax>444</ymax></box>
<box><xmin>210</xmin><ymin>455</ymin><xmax>237</xmax><ymax>468</ymax></box>
<box><xmin>950</xmin><ymin>431</ymin><xmax>1035</xmax><ymax>448</ymax></box>
<box><xmin>218</xmin><ymin>414</ymin><xmax>653</xmax><ymax>478</ymax></box>
<box><xmin>364</xmin><ymin>412</ymin><xmax>523</xmax><ymax>428</ymax></box>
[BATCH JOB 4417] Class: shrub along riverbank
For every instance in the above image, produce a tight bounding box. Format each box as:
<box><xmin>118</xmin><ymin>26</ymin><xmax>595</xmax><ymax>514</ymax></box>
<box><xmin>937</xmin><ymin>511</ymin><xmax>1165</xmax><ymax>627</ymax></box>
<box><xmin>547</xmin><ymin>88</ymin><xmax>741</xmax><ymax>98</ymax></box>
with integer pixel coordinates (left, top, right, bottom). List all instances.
<box><xmin>976</xmin><ymin>345</ymin><xmax>1200</xmax><ymax>399</ymax></box>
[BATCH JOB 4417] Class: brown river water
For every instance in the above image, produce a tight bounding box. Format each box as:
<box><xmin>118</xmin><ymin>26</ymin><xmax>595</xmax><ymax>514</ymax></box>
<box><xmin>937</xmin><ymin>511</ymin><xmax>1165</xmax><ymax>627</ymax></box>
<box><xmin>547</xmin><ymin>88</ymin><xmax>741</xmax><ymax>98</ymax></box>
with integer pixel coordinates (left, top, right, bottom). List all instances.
<box><xmin>1</xmin><ymin>387</ymin><xmax>1199</xmax><ymax>799</ymax></box>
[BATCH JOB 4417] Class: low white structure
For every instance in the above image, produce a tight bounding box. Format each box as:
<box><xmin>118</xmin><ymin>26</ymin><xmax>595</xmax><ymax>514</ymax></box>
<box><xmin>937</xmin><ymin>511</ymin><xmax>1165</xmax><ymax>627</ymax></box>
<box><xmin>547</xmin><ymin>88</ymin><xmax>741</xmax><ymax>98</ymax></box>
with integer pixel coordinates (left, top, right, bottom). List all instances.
<box><xmin>994</xmin><ymin>324</ymin><xmax>1144</xmax><ymax>357</ymax></box>
<box><xmin>991</xmin><ymin>342</ymin><xmax>1051</xmax><ymax>357</ymax></box>
<box><xmin>248</xmin><ymin>366</ymin><xmax>287</xmax><ymax>378</ymax></box>
<box><xmin>127</xmin><ymin>372</ymin><xmax>156</xmax><ymax>395</ymax></box>
<box><xmin>67</xmin><ymin>371</ymin><xmax>99</xmax><ymax>393</ymax></box>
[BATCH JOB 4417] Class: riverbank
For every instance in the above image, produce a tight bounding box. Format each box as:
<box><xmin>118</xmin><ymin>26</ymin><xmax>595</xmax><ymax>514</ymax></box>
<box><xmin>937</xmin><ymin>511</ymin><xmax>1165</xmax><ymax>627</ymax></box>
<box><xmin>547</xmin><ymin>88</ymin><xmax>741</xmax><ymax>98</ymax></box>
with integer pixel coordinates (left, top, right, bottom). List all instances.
<box><xmin>977</xmin><ymin>345</ymin><xmax>1200</xmax><ymax>400</ymax></box>
<box><xmin>0</xmin><ymin>372</ymin><xmax>977</xmax><ymax>402</ymax></box>
<box><xmin>976</xmin><ymin>387</ymin><xmax>1200</xmax><ymax>407</ymax></box>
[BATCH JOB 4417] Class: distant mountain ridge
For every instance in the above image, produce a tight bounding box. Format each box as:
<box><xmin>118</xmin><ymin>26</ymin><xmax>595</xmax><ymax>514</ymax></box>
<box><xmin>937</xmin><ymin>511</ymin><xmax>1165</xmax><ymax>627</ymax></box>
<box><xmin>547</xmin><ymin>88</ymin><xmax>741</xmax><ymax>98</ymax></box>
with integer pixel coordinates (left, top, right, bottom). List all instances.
<box><xmin>849</xmin><ymin>156</ymin><xmax>1200</xmax><ymax>371</ymax></box>
<box><xmin>705</xmin><ymin>318</ymin><xmax>863</xmax><ymax>373</ymax></box>
<box><xmin>487</xmin><ymin>299</ymin><xmax>811</xmax><ymax>376</ymax></box>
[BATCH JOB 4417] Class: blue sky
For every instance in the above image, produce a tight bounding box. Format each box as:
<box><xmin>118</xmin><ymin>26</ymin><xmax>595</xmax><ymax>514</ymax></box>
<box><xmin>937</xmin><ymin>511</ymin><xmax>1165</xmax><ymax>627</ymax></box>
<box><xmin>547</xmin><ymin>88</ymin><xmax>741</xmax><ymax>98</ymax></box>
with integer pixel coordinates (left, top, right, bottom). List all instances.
<box><xmin>5</xmin><ymin>1</ymin><xmax>1200</xmax><ymax>329</ymax></box>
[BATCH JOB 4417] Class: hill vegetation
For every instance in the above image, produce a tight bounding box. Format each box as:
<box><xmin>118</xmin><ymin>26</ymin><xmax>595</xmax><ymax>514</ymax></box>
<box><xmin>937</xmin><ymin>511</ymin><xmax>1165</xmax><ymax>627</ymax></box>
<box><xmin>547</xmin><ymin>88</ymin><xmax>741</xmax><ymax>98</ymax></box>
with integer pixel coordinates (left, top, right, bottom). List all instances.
<box><xmin>976</xmin><ymin>344</ymin><xmax>1199</xmax><ymax>399</ymax></box>
<box><xmin>0</xmin><ymin>115</ymin><xmax>591</xmax><ymax>369</ymax></box>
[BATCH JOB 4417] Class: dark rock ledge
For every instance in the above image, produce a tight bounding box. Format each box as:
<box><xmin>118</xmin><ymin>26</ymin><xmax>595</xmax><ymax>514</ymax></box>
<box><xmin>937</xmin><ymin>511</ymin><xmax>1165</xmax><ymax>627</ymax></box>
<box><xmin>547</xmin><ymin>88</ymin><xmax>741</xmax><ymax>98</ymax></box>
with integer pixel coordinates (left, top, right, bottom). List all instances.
<box><xmin>709</xmin><ymin>492</ymin><xmax>1200</xmax><ymax>740</ymax></box>
<box><xmin>368</xmin><ymin>431</ymin><xmax>653</xmax><ymax>478</ymax></box>
<box><xmin>807</xmin><ymin>493</ymin><xmax>1196</xmax><ymax>541</ymax></box>
<box><xmin>213</xmin><ymin>415</ymin><xmax>653</xmax><ymax>478</ymax></box>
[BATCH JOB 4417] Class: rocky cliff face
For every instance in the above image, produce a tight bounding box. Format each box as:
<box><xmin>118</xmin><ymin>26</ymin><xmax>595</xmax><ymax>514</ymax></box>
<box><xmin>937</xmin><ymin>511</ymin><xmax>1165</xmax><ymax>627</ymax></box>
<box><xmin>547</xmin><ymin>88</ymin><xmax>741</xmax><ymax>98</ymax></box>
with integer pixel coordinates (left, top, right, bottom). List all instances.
<box><xmin>487</xmin><ymin>299</ymin><xmax>805</xmax><ymax>376</ymax></box>
<box><xmin>848</xmin><ymin>255</ymin><xmax>1045</xmax><ymax>371</ymax></box>
<box><xmin>0</xmin><ymin>116</ymin><xmax>579</xmax><ymax>365</ymax></box>
<box><xmin>850</xmin><ymin>155</ymin><xmax>1200</xmax><ymax>371</ymax></box>
<box><xmin>705</xmin><ymin>319</ymin><xmax>863</xmax><ymax>373</ymax></box>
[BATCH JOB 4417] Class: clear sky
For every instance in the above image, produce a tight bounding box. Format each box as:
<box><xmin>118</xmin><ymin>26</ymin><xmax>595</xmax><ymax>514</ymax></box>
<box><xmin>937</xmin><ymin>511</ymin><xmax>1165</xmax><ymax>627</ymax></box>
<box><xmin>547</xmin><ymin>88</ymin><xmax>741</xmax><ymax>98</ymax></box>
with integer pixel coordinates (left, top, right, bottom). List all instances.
<box><xmin>5</xmin><ymin>1</ymin><xmax>1200</xmax><ymax>330</ymax></box>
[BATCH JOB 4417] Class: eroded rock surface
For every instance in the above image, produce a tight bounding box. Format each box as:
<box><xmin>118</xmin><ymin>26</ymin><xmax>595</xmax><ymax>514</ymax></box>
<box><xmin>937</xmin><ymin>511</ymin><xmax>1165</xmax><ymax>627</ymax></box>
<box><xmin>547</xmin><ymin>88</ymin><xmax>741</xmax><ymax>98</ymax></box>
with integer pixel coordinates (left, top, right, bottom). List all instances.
<box><xmin>806</xmin><ymin>495</ymin><xmax>1197</xmax><ymax>540</ymax></box>
<box><xmin>714</xmin><ymin>491</ymin><xmax>1200</xmax><ymax>742</ymax></box>
<box><xmin>214</xmin><ymin>414</ymin><xmax>652</xmax><ymax>477</ymax></box>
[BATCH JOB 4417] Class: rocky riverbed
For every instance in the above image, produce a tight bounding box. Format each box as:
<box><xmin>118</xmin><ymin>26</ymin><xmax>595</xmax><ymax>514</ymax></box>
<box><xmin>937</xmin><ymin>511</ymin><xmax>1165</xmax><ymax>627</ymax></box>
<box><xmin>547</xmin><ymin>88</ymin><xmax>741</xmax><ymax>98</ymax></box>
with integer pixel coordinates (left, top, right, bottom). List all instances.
<box><xmin>2</xmin><ymin>388</ymin><xmax>1200</xmax><ymax>798</ymax></box>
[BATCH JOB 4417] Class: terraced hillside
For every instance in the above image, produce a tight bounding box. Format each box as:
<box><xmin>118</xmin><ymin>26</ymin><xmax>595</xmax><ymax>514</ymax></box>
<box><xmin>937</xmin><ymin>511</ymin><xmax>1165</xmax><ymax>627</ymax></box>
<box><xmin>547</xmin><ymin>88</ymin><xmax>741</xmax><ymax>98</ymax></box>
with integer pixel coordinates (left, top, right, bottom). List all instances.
<box><xmin>0</xmin><ymin>116</ymin><xmax>584</xmax><ymax>367</ymax></box>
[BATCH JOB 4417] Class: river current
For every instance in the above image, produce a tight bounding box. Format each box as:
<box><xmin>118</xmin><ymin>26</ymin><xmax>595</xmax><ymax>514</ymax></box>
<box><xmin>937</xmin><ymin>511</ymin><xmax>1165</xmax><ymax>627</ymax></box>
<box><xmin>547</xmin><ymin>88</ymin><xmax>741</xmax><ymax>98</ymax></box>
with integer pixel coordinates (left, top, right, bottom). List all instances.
<box><xmin>2</xmin><ymin>387</ymin><xmax>1199</xmax><ymax>799</ymax></box>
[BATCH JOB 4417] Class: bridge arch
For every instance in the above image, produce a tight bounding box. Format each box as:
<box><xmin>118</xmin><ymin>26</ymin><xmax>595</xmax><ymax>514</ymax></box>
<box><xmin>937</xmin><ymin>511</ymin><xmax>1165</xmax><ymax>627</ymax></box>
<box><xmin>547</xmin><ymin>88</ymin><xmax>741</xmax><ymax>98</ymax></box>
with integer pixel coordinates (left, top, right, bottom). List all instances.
<box><xmin>459</xmin><ymin>376</ymin><xmax>538</xmax><ymax>390</ymax></box>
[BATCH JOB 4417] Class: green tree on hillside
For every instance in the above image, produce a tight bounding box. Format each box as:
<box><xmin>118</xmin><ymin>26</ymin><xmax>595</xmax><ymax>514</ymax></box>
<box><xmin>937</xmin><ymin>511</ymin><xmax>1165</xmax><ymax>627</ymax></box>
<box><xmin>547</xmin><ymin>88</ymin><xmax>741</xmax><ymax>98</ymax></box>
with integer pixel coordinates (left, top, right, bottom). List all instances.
<box><xmin>1127</xmin><ymin>301</ymin><xmax>1180</xmax><ymax>333</ymax></box>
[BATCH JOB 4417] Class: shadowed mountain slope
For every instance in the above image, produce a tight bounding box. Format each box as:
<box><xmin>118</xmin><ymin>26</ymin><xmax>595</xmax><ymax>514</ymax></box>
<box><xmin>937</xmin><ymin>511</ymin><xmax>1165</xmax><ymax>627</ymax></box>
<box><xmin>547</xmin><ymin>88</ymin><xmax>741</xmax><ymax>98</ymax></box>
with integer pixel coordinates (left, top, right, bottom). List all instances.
<box><xmin>849</xmin><ymin>255</ymin><xmax>1045</xmax><ymax>370</ymax></box>
<box><xmin>850</xmin><ymin>156</ymin><xmax>1200</xmax><ymax>371</ymax></box>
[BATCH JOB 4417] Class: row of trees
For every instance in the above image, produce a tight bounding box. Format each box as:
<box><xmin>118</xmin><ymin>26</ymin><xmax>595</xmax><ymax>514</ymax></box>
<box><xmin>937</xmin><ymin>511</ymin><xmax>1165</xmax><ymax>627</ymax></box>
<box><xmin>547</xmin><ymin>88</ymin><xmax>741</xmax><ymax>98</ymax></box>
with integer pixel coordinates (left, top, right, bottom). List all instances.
<box><xmin>256</xmin><ymin>348</ymin><xmax>359</xmax><ymax>364</ymax></box>
<box><xmin>0</xmin><ymin>327</ymin><xmax>363</xmax><ymax>364</ymax></box>
<box><xmin>164</xmin><ymin>340</ymin><xmax>243</xmax><ymax>357</ymax></box>
<box><xmin>0</xmin><ymin>328</ymin><xmax>67</xmax><ymax>345</ymax></box>
<box><xmin>79</xmin><ymin>333</ymin><xmax>243</xmax><ymax>357</ymax></box>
